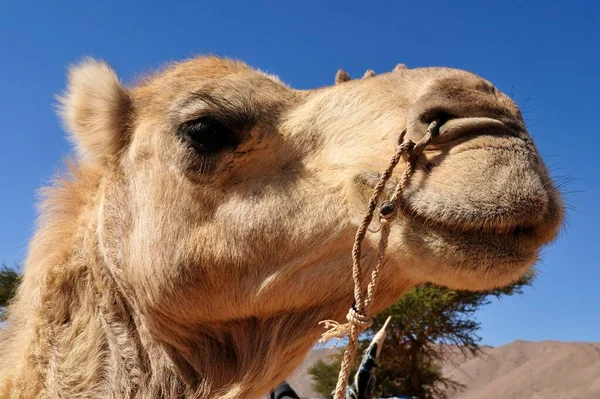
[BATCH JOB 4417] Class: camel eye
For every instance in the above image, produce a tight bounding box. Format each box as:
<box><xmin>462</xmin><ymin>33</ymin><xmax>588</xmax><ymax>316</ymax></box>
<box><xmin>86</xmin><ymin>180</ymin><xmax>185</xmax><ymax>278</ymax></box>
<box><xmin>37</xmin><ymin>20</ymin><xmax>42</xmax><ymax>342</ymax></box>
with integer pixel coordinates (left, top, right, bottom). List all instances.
<box><xmin>179</xmin><ymin>116</ymin><xmax>240</xmax><ymax>154</ymax></box>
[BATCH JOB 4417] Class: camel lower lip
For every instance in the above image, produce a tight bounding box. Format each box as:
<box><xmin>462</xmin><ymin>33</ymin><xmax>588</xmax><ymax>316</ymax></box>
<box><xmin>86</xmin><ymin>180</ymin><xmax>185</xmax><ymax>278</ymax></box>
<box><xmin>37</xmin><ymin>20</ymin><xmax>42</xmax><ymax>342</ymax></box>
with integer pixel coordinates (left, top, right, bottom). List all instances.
<box><xmin>403</xmin><ymin>212</ymin><xmax>542</xmax><ymax>262</ymax></box>
<box><xmin>415</xmin><ymin>215</ymin><xmax>534</xmax><ymax>237</ymax></box>
<box><xmin>401</xmin><ymin>207</ymin><xmax>538</xmax><ymax>242</ymax></box>
<box><xmin>432</xmin><ymin>220</ymin><xmax>534</xmax><ymax>238</ymax></box>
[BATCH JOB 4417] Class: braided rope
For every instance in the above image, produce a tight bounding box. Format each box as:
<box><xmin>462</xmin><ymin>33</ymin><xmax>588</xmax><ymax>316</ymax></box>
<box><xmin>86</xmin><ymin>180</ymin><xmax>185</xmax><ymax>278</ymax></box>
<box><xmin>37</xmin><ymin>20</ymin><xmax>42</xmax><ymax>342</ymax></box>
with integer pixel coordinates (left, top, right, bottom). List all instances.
<box><xmin>319</xmin><ymin>121</ymin><xmax>439</xmax><ymax>399</ymax></box>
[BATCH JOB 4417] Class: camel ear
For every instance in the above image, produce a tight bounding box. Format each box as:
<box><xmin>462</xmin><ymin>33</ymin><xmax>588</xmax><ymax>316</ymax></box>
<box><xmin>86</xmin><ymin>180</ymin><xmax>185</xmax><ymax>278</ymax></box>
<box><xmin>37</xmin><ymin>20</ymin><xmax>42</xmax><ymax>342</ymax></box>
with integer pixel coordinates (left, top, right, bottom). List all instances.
<box><xmin>59</xmin><ymin>59</ymin><xmax>132</xmax><ymax>163</ymax></box>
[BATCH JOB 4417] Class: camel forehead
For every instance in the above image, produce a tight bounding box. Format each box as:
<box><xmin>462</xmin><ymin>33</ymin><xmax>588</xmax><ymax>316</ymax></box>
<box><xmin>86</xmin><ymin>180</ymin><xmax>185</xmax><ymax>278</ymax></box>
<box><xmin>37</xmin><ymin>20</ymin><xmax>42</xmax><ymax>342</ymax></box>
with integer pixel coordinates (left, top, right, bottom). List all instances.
<box><xmin>152</xmin><ymin>57</ymin><xmax>251</xmax><ymax>83</ymax></box>
<box><xmin>131</xmin><ymin>56</ymin><xmax>288</xmax><ymax>117</ymax></box>
<box><xmin>134</xmin><ymin>57</ymin><xmax>281</xmax><ymax>97</ymax></box>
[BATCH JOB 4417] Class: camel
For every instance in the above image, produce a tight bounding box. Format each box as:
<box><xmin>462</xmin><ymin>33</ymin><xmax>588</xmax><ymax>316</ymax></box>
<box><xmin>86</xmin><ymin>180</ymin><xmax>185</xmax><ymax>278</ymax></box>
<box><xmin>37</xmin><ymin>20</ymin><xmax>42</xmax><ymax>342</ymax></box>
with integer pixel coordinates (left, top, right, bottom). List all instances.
<box><xmin>0</xmin><ymin>56</ymin><xmax>563</xmax><ymax>398</ymax></box>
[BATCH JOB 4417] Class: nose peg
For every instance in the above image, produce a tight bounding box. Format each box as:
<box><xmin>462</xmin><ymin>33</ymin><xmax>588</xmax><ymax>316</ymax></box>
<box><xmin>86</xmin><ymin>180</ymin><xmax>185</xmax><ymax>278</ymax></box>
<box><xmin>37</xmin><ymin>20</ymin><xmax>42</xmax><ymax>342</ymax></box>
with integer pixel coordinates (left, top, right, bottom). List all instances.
<box><xmin>379</xmin><ymin>201</ymin><xmax>395</xmax><ymax>218</ymax></box>
<box><xmin>410</xmin><ymin>120</ymin><xmax>441</xmax><ymax>161</ymax></box>
<box><xmin>427</xmin><ymin>120</ymin><xmax>441</xmax><ymax>137</ymax></box>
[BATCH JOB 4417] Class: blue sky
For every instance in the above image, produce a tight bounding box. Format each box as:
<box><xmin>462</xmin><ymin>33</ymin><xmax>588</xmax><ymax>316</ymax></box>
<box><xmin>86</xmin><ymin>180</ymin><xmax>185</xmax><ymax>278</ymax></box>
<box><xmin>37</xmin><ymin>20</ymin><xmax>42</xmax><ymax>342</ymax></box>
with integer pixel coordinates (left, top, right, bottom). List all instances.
<box><xmin>1</xmin><ymin>1</ymin><xmax>598</xmax><ymax>347</ymax></box>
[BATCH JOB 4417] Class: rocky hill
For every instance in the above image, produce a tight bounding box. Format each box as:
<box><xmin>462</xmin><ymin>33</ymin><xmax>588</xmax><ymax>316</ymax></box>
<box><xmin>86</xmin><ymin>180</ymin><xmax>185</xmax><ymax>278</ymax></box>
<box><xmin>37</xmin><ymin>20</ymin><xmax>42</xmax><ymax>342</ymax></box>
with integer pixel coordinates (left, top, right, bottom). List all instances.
<box><xmin>286</xmin><ymin>340</ymin><xmax>600</xmax><ymax>399</ymax></box>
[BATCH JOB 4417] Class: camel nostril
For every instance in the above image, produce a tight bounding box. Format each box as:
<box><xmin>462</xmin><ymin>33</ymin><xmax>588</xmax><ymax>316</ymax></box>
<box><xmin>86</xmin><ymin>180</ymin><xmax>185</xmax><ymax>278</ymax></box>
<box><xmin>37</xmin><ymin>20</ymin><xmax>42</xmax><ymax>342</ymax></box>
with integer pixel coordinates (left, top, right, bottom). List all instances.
<box><xmin>428</xmin><ymin>117</ymin><xmax>513</xmax><ymax>145</ymax></box>
<box><xmin>422</xmin><ymin>110</ymin><xmax>455</xmax><ymax>127</ymax></box>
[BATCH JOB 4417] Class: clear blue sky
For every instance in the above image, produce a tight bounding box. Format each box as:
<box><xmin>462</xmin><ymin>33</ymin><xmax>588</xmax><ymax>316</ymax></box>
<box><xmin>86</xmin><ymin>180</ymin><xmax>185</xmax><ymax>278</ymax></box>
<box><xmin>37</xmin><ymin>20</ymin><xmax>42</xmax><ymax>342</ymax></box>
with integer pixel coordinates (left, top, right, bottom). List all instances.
<box><xmin>1</xmin><ymin>1</ymin><xmax>598</xmax><ymax>347</ymax></box>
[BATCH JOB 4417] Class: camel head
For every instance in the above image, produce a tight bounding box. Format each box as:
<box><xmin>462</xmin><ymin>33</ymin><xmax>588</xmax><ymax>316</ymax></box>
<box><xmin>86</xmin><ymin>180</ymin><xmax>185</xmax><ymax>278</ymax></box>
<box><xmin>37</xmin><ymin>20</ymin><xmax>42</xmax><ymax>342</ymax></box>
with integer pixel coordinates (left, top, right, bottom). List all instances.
<box><xmin>33</xmin><ymin>56</ymin><xmax>562</xmax><ymax>397</ymax></box>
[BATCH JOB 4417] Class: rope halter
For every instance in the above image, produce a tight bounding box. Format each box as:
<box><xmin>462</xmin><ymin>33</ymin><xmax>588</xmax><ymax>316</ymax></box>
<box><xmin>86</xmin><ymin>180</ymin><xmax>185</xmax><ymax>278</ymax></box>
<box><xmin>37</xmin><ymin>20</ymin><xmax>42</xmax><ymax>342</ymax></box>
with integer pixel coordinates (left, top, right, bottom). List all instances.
<box><xmin>319</xmin><ymin>120</ymin><xmax>440</xmax><ymax>399</ymax></box>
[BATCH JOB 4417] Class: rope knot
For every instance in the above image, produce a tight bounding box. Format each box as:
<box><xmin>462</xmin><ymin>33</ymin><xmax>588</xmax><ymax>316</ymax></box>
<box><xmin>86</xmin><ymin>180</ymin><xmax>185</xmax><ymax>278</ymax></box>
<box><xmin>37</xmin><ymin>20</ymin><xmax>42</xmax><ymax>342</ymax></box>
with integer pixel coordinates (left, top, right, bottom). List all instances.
<box><xmin>346</xmin><ymin>306</ymin><xmax>373</xmax><ymax>330</ymax></box>
<box><xmin>318</xmin><ymin>307</ymin><xmax>373</xmax><ymax>344</ymax></box>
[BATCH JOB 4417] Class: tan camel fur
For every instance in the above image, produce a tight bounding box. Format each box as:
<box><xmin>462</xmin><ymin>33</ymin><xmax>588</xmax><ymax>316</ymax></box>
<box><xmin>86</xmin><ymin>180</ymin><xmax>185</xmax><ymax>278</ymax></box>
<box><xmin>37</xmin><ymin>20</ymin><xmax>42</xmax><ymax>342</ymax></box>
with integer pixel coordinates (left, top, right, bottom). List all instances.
<box><xmin>0</xmin><ymin>57</ymin><xmax>563</xmax><ymax>398</ymax></box>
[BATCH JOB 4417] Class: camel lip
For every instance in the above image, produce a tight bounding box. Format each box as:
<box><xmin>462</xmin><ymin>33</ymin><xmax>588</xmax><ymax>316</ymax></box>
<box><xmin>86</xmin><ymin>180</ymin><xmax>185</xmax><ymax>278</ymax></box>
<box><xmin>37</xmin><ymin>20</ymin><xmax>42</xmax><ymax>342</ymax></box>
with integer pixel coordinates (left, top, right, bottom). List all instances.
<box><xmin>400</xmin><ymin>203</ymin><xmax>538</xmax><ymax>240</ymax></box>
